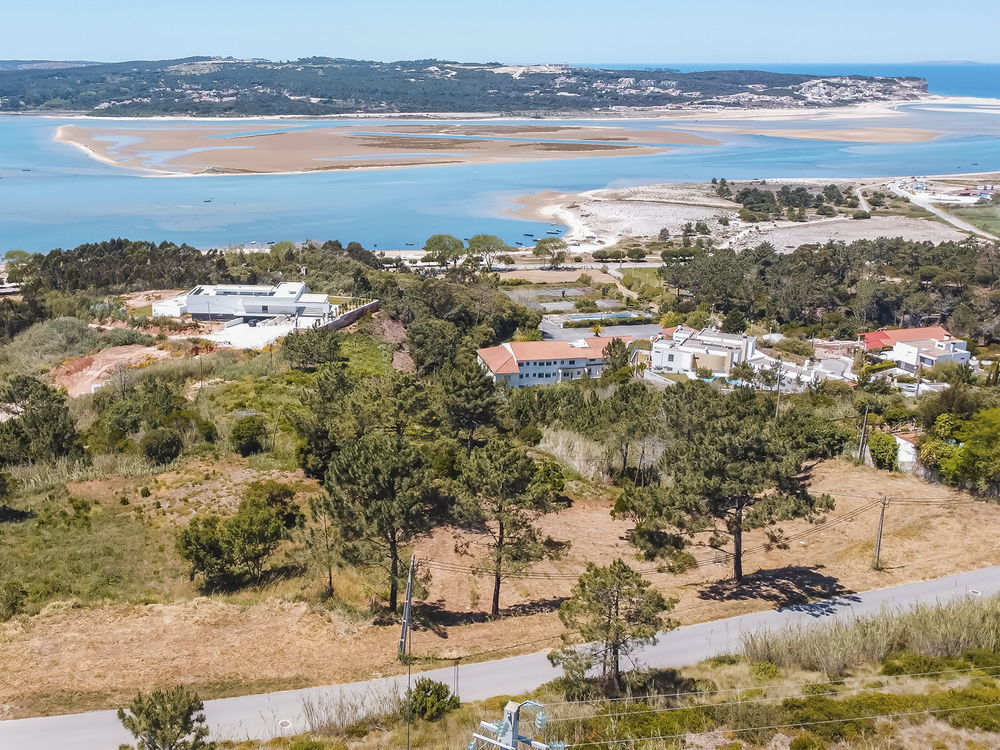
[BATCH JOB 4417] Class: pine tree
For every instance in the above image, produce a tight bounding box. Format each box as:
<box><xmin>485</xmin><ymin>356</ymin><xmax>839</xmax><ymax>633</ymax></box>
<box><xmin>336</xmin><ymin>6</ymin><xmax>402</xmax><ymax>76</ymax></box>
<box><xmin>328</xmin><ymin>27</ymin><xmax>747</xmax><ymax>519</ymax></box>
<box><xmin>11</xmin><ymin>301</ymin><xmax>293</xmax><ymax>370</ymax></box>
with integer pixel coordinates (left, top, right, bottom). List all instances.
<box><xmin>458</xmin><ymin>439</ymin><xmax>558</xmax><ymax>616</ymax></box>
<box><xmin>325</xmin><ymin>432</ymin><xmax>439</xmax><ymax>611</ymax></box>
<box><xmin>556</xmin><ymin>559</ymin><xmax>675</xmax><ymax>690</ymax></box>
<box><xmin>441</xmin><ymin>355</ymin><xmax>501</xmax><ymax>456</ymax></box>
<box><xmin>616</xmin><ymin>388</ymin><xmax>837</xmax><ymax>583</ymax></box>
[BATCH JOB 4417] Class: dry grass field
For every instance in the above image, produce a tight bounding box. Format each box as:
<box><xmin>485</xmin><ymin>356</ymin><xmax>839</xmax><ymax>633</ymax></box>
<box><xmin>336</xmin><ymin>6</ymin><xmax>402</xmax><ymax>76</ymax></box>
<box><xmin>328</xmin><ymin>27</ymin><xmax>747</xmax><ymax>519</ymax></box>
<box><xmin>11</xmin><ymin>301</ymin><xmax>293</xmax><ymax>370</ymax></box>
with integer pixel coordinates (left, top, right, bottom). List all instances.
<box><xmin>1</xmin><ymin>458</ymin><xmax>997</xmax><ymax>719</ymax></box>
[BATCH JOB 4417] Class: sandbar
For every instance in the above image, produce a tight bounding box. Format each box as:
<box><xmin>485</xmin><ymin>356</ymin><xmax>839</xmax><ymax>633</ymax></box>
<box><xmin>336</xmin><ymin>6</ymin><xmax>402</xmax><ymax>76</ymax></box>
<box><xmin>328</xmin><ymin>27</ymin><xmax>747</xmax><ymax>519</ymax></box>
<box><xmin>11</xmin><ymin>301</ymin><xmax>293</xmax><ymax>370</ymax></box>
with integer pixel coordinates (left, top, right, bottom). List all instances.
<box><xmin>55</xmin><ymin>123</ymin><xmax>719</xmax><ymax>176</ymax></box>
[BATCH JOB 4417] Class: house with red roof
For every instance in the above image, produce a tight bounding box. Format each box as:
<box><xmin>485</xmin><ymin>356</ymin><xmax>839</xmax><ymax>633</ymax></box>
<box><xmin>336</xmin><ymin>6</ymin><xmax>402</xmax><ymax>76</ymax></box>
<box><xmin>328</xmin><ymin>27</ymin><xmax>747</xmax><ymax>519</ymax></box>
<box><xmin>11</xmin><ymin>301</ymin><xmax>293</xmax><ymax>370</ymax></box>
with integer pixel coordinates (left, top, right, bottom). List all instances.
<box><xmin>476</xmin><ymin>337</ymin><xmax>632</xmax><ymax>388</ymax></box>
<box><xmin>862</xmin><ymin>326</ymin><xmax>970</xmax><ymax>373</ymax></box>
<box><xmin>860</xmin><ymin>326</ymin><xmax>954</xmax><ymax>351</ymax></box>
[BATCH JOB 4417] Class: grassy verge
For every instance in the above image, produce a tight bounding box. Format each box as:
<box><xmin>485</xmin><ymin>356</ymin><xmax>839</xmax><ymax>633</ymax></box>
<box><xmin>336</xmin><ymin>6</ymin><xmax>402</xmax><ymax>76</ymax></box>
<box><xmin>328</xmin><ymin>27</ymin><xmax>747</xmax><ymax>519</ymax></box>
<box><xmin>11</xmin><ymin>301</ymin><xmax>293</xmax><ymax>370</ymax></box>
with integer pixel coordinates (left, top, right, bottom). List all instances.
<box><xmin>952</xmin><ymin>205</ymin><xmax>1000</xmax><ymax>235</ymax></box>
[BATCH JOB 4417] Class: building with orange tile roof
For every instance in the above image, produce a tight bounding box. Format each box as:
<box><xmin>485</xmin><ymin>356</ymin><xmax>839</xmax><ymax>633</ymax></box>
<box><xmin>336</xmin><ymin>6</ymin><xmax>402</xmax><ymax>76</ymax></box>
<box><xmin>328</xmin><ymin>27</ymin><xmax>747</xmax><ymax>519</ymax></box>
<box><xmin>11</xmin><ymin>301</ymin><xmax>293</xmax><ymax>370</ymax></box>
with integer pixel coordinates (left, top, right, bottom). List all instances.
<box><xmin>476</xmin><ymin>337</ymin><xmax>632</xmax><ymax>387</ymax></box>
<box><xmin>860</xmin><ymin>326</ymin><xmax>954</xmax><ymax>351</ymax></box>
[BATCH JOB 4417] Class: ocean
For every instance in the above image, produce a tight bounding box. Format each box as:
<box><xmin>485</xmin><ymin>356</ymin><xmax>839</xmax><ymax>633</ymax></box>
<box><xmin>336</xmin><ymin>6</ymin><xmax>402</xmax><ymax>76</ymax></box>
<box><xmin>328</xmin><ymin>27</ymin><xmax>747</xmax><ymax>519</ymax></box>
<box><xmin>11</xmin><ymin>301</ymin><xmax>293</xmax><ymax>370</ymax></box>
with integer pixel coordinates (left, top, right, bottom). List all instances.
<box><xmin>1</xmin><ymin>92</ymin><xmax>998</xmax><ymax>252</ymax></box>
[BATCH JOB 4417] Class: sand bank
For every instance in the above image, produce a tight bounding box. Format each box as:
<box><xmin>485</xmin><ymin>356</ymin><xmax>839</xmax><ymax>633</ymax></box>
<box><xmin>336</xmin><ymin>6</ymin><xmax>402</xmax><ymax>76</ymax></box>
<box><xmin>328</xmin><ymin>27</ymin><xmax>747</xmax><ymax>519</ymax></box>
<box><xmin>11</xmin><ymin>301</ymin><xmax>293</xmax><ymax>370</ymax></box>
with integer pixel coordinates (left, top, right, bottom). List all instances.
<box><xmin>54</xmin><ymin>122</ymin><xmax>718</xmax><ymax>176</ymax></box>
<box><xmin>511</xmin><ymin>178</ymin><xmax>973</xmax><ymax>254</ymax></box>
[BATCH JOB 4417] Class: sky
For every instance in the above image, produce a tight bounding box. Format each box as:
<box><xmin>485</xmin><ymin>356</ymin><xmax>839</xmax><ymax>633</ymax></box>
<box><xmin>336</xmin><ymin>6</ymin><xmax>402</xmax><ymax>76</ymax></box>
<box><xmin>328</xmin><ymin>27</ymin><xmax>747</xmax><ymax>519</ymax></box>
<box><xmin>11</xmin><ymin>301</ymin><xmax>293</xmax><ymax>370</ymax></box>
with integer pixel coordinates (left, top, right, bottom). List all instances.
<box><xmin>4</xmin><ymin>0</ymin><xmax>998</xmax><ymax>64</ymax></box>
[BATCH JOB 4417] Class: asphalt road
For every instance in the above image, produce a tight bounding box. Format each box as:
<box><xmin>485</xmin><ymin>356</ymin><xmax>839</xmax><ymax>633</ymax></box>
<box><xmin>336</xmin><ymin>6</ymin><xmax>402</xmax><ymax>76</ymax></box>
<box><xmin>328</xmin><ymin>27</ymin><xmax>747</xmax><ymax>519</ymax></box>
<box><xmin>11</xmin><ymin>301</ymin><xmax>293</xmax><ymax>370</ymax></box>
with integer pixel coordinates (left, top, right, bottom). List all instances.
<box><xmin>2</xmin><ymin>566</ymin><xmax>997</xmax><ymax>749</ymax></box>
<box><xmin>886</xmin><ymin>181</ymin><xmax>998</xmax><ymax>240</ymax></box>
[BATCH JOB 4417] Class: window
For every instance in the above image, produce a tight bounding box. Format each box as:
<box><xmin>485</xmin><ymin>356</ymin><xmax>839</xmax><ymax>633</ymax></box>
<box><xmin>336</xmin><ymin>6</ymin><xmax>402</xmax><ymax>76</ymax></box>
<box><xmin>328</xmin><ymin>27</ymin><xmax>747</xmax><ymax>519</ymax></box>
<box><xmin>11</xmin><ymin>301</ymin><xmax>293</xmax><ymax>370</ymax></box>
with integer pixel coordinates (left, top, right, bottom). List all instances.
<box><xmin>667</xmin><ymin>354</ymin><xmax>674</xmax><ymax>362</ymax></box>
<box><xmin>261</xmin><ymin>305</ymin><xmax>269</xmax><ymax>313</ymax></box>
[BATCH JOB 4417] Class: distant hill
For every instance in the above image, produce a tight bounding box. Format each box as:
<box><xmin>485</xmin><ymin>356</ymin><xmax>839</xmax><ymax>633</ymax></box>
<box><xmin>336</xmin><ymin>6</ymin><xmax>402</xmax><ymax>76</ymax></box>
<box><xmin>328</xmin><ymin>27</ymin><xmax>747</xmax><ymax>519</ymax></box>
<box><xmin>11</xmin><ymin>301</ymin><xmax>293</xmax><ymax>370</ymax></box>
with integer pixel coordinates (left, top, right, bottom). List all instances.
<box><xmin>0</xmin><ymin>56</ymin><xmax>928</xmax><ymax>116</ymax></box>
<box><xmin>0</xmin><ymin>60</ymin><xmax>97</xmax><ymax>71</ymax></box>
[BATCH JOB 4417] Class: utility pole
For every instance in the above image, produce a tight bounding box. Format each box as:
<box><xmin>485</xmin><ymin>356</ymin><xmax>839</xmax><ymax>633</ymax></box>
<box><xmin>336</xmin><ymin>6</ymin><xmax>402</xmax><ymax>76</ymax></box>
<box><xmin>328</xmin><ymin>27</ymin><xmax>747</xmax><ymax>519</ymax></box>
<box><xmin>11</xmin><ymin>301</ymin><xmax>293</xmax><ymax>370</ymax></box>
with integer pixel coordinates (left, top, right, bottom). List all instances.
<box><xmin>468</xmin><ymin>700</ymin><xmax>563</xmax><ymax>750</ymax></box>
<box><xmin>857</xmin><ymin>404</ymin><xmax>871</xmax><ymax>464</ymax></box>
<box><xmin>874</xmin><ymin>494</ymin><xmax>890</xmax><ymax>570</ymax></box>
<box><xmin>772</xmin><ymin>358</ymin><xmax>783</xmax><ymax>419</ymax></box>
<box><xmin>399</xmin><ymin>556</ymin><xmax>416</xmax><ymax>750</ymax></box>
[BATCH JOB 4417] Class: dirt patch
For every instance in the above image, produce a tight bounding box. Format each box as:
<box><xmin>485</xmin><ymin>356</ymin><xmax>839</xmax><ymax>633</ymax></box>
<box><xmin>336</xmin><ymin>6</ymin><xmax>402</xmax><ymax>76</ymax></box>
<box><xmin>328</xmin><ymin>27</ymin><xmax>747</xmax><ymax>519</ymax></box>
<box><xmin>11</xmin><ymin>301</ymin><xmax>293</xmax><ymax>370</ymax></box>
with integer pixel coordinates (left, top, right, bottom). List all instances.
<box><xmin>733</xmin><ymin>215</ymin><xmax>968</xmax><ymax>252</ymax></box>
<box><xmin>122</xmin><ymin>289</ymin><xmax>185</xmax><ymax>310</ymax></box>
<box><xmin>48</xmin><ymin>345</ymin><xmax>170</xmax><ymax>397</ymax></box>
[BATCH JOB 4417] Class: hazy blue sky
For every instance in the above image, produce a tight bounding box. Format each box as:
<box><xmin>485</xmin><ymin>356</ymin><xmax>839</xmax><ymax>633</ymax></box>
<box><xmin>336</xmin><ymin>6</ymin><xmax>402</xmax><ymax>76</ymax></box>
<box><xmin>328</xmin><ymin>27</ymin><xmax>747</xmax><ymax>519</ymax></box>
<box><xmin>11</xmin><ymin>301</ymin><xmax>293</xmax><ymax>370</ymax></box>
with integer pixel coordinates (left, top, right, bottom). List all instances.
<box><xmin>6</xmin><ymin>0</ymin><xmax>998</xmax><ymax>63</ymax></box>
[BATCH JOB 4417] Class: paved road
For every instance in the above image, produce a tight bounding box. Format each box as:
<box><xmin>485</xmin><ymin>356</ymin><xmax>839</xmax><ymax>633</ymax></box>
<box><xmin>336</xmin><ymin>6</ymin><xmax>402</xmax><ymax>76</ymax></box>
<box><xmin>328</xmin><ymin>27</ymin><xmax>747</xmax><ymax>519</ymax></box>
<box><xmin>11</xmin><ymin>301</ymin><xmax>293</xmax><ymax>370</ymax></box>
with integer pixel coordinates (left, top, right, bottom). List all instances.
<box><xmin>2</xmin><ymin>566</ymin><xmax>997</xmax><ymax>750</ymax></box>
<box><xmin>886</xmin><ymin>181</ymin><xmax>999</xmax><ymax>240</ymax></box>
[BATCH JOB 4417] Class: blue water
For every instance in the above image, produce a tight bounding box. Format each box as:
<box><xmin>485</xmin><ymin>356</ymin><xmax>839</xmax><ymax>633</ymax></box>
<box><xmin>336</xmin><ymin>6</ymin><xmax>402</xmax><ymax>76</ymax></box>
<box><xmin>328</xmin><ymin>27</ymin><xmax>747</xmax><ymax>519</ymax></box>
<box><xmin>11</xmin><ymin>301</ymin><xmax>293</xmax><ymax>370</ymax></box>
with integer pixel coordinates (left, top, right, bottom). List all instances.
<box><xmin>1</xmin><ymin>98</ymin><xmax>998</xmax><ymax>252</ymax></box>
<box><xmin>583</xmin><ymin>63</ymin><xmax>1000</xmax><ymax>99</ymax></box>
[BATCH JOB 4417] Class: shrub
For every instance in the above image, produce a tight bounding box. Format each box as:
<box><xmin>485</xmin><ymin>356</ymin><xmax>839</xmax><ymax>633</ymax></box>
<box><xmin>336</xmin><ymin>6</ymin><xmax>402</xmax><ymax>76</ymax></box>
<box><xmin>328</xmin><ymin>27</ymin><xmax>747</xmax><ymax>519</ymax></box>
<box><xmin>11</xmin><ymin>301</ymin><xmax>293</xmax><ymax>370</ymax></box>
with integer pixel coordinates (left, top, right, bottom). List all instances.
<box><xmin>282</xmin><ymin>327</ymin><xmax>341</xmax><ymax>371</ymax></box>
<box><xmin>867</xmin><ymin>431</ymin><xmax>898</xmax><ymax>471</ymax></box>
<box><xmin>117</xmin><ymin>685</ymin><xmax>212</xmax><ymax>750</ymax></box>
<box><xmin>101</xmin><ymin>328</ymin><xmax>154</xmax><ymax>347</ymax></box>
<box><xmin>750</xmin><ymin>661</ymin><xmax>782</xmax><ymax>681</ymax></box>
<box><xmin>402</xmin><ymin>678</ymin><xmax>460</xmax><ymax>722</ymax></box>
<box><xmin>518</xmin><ymin>425</ymin><xmax>543</xmax><ymax>446</ymax></box>
<box><xmin>773</xmin><ymin>337</ymin><xmax>815</xmax><ymax>358</ymax></box>
<box><xmin>140</xmin><ymin>428</ymin><xmax>183</xmax><ymax>465</ymax></box>
<box><xmin>231</xmin><ymin>415</ymin><xmax>268</xmax><ymax>456</ymax></box>
<box><xmin>852</xmin><ymin>210</ymin><xmax>871</xmax><ymax>220</ymax></box>
<box><xmin>706</xmin><ymin>653</ymin><xmax>741</xmax><ymax>666</ymax></box>
<box><xmin>0</xmin><ymin>581</ymin><xmax>27</xmax><ymax>621</ymax></box>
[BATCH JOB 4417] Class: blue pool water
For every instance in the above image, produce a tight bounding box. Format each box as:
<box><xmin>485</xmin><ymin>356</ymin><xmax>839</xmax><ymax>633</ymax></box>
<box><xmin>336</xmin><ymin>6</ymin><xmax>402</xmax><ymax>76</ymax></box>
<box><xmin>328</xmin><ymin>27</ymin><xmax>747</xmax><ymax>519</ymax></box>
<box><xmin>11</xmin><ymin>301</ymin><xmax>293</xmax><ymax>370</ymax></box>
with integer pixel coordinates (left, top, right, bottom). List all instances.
<box><xmin>0</xmin><ymin>97</ymin><xmax>998</xmax><ymax>252</ymax></box>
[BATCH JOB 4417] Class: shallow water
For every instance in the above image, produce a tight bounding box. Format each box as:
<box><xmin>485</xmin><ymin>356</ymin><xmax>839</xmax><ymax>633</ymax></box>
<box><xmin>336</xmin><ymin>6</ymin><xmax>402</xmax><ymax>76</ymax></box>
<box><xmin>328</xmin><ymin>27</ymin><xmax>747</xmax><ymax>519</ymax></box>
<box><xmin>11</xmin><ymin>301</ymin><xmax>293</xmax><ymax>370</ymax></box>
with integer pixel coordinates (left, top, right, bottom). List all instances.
<box><xmin>1</xmin><ymin>100</ymin><xmax>998</xmax><ymax>252</ymax></box>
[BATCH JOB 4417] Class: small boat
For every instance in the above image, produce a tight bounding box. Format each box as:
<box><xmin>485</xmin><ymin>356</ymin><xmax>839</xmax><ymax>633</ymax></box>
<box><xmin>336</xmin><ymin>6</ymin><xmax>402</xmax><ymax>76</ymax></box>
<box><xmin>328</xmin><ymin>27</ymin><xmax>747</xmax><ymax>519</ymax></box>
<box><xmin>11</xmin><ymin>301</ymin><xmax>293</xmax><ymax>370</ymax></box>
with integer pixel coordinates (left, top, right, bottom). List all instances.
<box><xmin>405</xmin><ymin>242</ymin><xmax>415</xmax><ymax>246</ymax></box>
<box><xmin>515</xmin><ymin>242</ymin><xmax>524</xmax><ymax>246</ymax></box>
<box><xmin>204</xmin><ymin>199</ymin><xmax>213</xmax><ymax>203</ymax></box>
<box><xmin>546</xmin><ymin>230</ymin><xmax>560</xmax><ymax>235</ymax></box>
<box><xmin>523</xmin><ymin>233</ymin><xmax>534</xmax><ymax>237</ymax></box>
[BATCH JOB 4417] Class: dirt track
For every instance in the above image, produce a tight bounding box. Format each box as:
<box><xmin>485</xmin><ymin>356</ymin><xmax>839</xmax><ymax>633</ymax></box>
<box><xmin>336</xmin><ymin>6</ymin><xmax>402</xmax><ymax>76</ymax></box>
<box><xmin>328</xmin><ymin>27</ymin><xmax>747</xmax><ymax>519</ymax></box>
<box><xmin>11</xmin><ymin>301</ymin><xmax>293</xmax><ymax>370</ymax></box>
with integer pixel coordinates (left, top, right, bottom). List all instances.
<box><xmin>48</xmin><ymin>345</ymin><xmax>169</xmax><ymax>397</ymax></box>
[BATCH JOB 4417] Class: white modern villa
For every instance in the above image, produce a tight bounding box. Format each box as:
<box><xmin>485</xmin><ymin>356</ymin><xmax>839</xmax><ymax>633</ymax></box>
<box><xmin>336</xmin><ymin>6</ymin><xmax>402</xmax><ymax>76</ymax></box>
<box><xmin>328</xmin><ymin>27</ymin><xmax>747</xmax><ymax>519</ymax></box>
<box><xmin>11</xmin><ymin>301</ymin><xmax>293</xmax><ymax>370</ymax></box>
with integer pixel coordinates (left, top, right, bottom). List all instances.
<box><xmin>152</xmin><ymin>282</ymin><xmax>332</xmax><ymax>321</ymax></box>
<box><xmin>648</xmin><ymin>325</ymin><xmax>757</xmax><ymax>378</ymax></box>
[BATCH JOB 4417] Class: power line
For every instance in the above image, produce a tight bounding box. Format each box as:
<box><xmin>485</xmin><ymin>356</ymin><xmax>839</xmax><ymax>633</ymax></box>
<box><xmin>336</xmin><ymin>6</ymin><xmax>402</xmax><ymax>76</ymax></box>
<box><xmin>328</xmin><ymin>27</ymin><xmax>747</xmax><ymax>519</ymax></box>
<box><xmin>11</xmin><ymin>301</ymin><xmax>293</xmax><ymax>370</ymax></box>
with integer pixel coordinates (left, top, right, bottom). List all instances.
<box><xmin>562</xmin><ymin>702</ymin><xmax>1000</xmax><ymax>747</ymax></box>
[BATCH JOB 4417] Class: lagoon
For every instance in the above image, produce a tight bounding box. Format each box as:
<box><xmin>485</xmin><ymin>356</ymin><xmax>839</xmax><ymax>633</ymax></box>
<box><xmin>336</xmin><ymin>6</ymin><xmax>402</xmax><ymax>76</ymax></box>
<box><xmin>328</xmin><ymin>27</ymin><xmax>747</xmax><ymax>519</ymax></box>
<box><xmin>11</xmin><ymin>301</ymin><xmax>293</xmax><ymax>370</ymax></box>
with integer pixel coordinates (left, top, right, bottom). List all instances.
<box><xmin>1</xmin><ymin>100</ymin><xmax>998</xmax><ymax>252</ymax></box>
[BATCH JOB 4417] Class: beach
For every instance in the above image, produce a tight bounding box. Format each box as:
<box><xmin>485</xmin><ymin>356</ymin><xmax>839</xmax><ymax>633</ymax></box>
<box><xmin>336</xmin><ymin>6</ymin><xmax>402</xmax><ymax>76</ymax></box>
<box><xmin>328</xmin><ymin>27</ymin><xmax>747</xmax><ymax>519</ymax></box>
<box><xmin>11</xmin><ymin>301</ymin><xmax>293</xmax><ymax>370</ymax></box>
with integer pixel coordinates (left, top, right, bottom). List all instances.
<box><xmin>510</xmin><ymin>178</ymin><xmax>977</xmax><ymax>254</ymax></box>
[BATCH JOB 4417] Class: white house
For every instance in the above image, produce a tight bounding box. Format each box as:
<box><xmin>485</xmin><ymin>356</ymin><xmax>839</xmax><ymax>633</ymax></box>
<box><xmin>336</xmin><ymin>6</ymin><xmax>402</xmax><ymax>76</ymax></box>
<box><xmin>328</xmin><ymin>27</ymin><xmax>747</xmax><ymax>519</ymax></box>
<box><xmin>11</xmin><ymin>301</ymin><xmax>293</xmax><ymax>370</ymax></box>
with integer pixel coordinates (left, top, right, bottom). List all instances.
<box><xmin>152</xmin><ymin>282</ymin><xmax>332</xmax><ymax>321</ymax></box>
<box><xmin>648</xmin><ymin>326</ymin><xmax>756</xmax><ymax>378</ymax></box>
<box><xmin>476</xmin><ymin>337</ymin><xmax>632</xmax><ymax>388</ymax></box>
<box><xmin>884</xmin><ymin>337</ymin><xmax>970</xmax><ymax>374</ymax></box>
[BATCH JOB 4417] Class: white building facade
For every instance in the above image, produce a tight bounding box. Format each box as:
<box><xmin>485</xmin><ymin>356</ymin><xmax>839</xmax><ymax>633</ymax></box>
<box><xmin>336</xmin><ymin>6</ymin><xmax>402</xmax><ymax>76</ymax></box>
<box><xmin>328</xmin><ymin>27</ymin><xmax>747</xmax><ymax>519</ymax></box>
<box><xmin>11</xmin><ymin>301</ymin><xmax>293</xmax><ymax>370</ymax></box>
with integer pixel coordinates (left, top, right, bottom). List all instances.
<box><xmin>886</xmin><ymin>337</ymin><xmax>970</xmax><ymax>373</ymax></box>
<box><xmin>476</xmin><ymin>337</ymin><xmax>631</xmax><ymax>388</ymax></box>
<box><xmin>649</xmin><ymin>326</ymin><xmax>757</xmax><ymax>378</ymax></box>
<box><xmin>152</xmin><ymin>282</ymin><xmax>332</xmax><ymax>320</ymax></box>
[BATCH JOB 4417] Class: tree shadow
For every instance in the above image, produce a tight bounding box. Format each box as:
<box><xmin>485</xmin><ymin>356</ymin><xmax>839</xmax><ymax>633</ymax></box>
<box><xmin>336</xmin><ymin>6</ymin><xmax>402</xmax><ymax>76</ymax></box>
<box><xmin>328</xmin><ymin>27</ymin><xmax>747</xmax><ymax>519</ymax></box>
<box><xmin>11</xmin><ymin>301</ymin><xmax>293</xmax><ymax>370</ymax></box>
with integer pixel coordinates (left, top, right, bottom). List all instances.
<box><xmin>698</xmin><ymin>565</ymin><xmax>860</xmax><ymax>617</ymax></box>
<box><xmin>0</xmin><ymin>505</ymin><xmax>33</xmax><ymax>523</ymax></box>
<box><xmin>415</xmin><ymin>595</ymin><xmax>568</xmax><ymax>636</ymax></box>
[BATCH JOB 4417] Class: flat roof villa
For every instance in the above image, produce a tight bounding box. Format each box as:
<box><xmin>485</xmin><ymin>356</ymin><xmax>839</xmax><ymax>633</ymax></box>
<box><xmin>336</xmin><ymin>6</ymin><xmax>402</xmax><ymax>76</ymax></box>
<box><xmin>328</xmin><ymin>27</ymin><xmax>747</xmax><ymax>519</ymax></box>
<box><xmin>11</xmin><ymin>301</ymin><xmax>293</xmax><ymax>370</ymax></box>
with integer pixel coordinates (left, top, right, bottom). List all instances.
<box><xmin>477</xmin><ymin>337</ymin><xmax>632</xmax><ymax>388</ymax></box>
<box><xmin>152</xmin><ymin>282</ymin><xmax>332</xmax><ymax>321</ymax></box>
<box><xmin>648</xmin><ymin>325</ymin><xmax>756</xmax><ymax>378</ymax></box>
